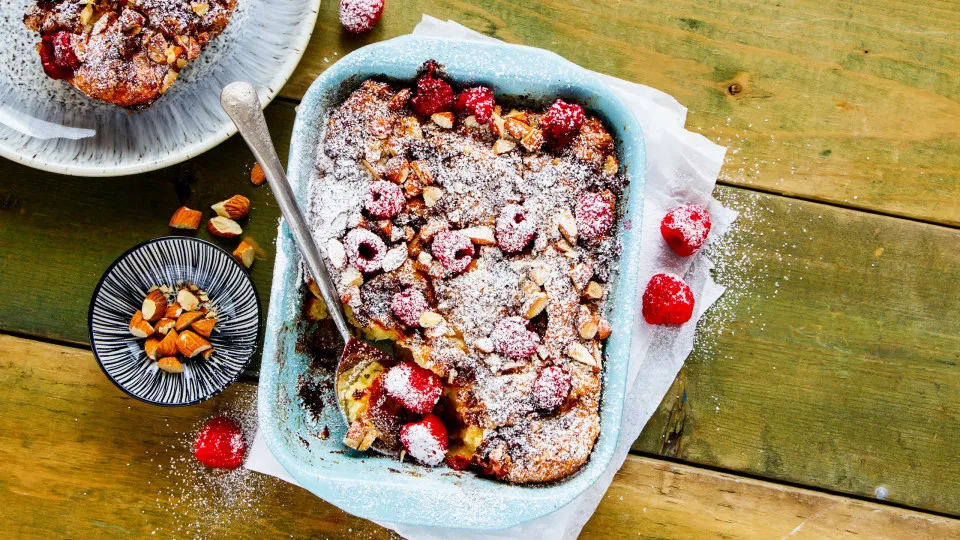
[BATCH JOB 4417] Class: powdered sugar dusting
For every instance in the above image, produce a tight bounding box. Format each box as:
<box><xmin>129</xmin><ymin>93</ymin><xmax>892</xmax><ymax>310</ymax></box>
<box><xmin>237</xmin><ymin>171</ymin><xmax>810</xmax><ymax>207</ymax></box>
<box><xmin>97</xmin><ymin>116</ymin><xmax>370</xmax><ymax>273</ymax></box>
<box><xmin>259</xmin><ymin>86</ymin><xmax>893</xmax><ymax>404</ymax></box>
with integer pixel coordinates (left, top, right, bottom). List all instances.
<box><xmin>400</xmin><ymin>422</ymin><xmax>446</xmax><ymax>466</ymax></box>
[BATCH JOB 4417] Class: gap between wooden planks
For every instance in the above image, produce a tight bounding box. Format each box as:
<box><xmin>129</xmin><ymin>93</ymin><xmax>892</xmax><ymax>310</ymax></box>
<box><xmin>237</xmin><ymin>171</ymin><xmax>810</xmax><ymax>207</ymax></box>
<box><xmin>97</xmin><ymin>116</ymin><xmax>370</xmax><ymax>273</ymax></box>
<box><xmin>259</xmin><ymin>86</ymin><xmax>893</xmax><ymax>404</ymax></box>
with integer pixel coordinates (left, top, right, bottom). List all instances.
<box><xmin>1</xmin><ymin>334</ymin><xmax>957</xmax><ymax>539</ymax></box>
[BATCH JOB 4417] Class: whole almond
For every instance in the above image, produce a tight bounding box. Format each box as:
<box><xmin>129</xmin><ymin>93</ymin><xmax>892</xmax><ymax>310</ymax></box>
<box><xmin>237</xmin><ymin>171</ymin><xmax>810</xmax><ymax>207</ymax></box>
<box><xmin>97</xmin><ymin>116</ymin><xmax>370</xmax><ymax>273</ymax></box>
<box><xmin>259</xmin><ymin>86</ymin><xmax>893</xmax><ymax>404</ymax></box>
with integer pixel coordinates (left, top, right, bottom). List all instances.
<box><xmin>211</xmin><ymin>195</ymin><xmax>250</xmax><ymax>220</ymax></box>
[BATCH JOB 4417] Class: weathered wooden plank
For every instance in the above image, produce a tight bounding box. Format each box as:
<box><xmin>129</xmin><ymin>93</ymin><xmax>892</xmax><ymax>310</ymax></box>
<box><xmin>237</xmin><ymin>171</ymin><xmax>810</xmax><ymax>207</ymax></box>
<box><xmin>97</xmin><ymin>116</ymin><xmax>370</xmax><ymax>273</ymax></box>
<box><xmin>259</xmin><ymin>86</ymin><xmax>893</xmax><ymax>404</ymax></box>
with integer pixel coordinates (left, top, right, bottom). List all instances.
<box><xmin>3</xmin><ymin>334</ymin><xmax>957</xmax><ymax>539</ymax></box>
<box><xmin>635</xmin><ymin>187</ymin><xmax>960</xmax><ymax>515</ymax></box>
<box><xmin>0</xmin><ymin>103</ymin><xmax>294</xmax><ymax>355</ymax></box>
<box><xmin>283</xmin><ymin>0</ymin><xmax>960</xmax><ymax>225</ymax></box>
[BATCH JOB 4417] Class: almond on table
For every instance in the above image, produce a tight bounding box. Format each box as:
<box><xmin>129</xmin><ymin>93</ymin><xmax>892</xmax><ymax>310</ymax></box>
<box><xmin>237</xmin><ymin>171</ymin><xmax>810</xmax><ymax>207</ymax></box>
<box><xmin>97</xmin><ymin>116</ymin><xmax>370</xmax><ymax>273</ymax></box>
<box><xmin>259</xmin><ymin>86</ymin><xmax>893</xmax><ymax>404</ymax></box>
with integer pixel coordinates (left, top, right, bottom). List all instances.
<box><xmin>212</xmin><ymin>195</ymin><xmax>251</xmax><ymax>220</ymax></box>
<box><xmin>169</xmin><ymin>206</ymin><xmax>203</xmax><ymax>230</ymax></box>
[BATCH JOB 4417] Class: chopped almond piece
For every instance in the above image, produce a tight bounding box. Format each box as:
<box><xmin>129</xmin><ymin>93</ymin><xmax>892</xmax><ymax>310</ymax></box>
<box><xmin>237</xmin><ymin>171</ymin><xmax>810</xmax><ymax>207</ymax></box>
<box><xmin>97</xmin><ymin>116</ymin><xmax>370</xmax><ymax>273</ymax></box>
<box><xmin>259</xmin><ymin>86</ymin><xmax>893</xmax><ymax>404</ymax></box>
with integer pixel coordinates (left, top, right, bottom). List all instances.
<box><xmin>191</xmin><ymin>317</ymin><xmax>216</xmax><ymax>338</ymax></box>
<box><xmin>208</xmin><ymin>216</ymin><xmax>243</xmax><ymax>238</ymax></box>
<box><xmin>169</xmin><ymin>206</ymin><xmax>202</xmax><ymax>230</ymax></box>
<box><xmin>164</xmin><ymin>302</ymin><xmax>182</xmax><ymax>319</ymax></box>
<box><xmin>129</xmin><ymin>311</ymin><xmax>154</xmax><ymax>338</ymax></box>
<box><xmin>157</xmin><ymin>329</ymin><xmax>179</xmax><ymax>357</ymax></box>
<box><xmin>201</xmin><ymin>348</ymin><xmax>216</xmax><ymax>360</ymax></box>
<box><xmin>596</xmin><ymin>318</ymin><xmax>612</xmax><ymax>340</ymax></box>
<box><xmin>157</xmin><ymin>357</ymin><xmax>184</xmax><ymax>374</ymax></box>
<box><xmin>233</xmin><ymin>241</ymin><xmax>255</xmax><ymax>268</ymax></box>
<box><xmin>211</xmin><ymin>195</ymin><xmax>251</xmax><ymax>220</ymax></box>
<box><xmin>141</xmin><ymin>290</ymin><xmax>167</xmax><ymax>322</ymax></box>
<box><xmin>175</xmin><ymin>311</ymin><xmax>204</xmax><ymax>331</ymax></box>
<box><xmin>155</xmin><ymin>318</ymin><xmax>176</xmax><ymax>336</ymax></box>
<box><xmin>176</xmin><ymin>330</ymin><xmax>212</xmax><ymax>358</ymax></box>
<box><xmin>177</xmin><ymin>289</ymin><xmax>200</xmax><ymax>311</ymax></box>
<box><xmin>250</xmin><ymin>163</ymin><xmax>266</xmax><ymax>185</ymax></box>
<box><xmin>144</xmin><ymin>337</ymin><xmax>160</xmax><ymax>360</ymax></box>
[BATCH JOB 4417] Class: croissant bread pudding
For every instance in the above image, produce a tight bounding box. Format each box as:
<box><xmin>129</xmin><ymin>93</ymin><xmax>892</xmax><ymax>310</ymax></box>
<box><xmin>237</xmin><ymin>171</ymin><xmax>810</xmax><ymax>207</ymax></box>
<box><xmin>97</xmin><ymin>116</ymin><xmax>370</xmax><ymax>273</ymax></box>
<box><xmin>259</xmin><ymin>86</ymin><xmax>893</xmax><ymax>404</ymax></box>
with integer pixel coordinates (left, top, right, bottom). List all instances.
<box><xmin>23</xmin><ymin>0</ymin><xmax>236</xmax><ymax>109</ymax></box>
<box><xmin>309</xmin><ymin>61</ymin><xmax>626</xmax><ymax>484</ymax></box>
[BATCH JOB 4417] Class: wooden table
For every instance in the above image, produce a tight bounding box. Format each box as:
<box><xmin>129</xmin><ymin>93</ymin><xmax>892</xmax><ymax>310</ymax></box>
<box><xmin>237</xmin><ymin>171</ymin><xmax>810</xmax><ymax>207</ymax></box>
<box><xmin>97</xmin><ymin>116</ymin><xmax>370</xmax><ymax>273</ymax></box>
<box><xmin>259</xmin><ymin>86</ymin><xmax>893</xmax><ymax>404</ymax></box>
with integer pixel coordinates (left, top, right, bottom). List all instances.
<box><xmin>2</xmin><ymin>1</ymin><xmax>958</xmax><ymax>537</ymax></box>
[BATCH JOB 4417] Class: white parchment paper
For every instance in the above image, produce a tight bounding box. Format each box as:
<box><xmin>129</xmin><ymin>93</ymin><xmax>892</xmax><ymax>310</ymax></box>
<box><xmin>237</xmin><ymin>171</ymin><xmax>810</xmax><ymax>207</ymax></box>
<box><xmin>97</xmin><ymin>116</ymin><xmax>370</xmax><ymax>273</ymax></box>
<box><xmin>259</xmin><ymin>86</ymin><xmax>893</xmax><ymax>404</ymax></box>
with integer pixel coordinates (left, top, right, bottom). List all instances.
<box><xmin>246</xmin><ymin>15</ymin><xmax>735</xmax><ymax>539</ymax></box>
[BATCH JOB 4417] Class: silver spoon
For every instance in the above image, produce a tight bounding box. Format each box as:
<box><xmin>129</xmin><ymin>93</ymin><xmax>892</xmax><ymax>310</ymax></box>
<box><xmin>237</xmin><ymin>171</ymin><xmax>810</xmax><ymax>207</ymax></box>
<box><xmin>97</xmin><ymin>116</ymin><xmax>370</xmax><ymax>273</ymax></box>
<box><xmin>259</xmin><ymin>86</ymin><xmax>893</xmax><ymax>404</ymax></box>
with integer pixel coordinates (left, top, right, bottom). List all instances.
<box><xmin>220</xmin><ymin>82</ymin><xmax>399</xmax><ymax>455</ymax></box>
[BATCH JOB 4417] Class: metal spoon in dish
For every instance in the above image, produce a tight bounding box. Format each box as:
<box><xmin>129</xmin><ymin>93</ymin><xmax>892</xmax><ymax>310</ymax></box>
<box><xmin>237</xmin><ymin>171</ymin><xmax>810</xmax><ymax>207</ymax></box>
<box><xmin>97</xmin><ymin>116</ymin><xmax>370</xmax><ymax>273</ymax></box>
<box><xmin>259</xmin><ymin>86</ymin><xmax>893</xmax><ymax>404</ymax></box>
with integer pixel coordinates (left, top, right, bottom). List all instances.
<box><xmin>220</xmin><ymin>82</ymin><xmax>399</xmax><ymax>455</ymax></box>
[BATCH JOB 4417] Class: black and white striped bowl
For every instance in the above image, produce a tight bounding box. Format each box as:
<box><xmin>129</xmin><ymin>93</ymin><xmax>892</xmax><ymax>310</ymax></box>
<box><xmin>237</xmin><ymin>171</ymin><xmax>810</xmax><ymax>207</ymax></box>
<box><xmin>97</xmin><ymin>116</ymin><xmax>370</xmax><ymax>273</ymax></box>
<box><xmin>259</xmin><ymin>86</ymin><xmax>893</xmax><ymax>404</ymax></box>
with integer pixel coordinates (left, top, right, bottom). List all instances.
<box><xmin>88</xmin><ymin>237</ymin><xmax>261</xmax><ymax>406</ymax></box>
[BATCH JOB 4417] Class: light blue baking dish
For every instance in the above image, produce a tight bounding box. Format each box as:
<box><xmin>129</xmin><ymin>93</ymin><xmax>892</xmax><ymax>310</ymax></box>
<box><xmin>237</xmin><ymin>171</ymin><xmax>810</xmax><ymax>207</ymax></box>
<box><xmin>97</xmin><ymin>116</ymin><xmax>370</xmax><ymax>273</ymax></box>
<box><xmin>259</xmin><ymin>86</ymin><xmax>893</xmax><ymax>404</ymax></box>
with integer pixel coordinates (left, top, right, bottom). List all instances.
<box><xmin>258</xmin><ymin>35</ymin><xmax>646</xmax><ymax>530</ymax></box>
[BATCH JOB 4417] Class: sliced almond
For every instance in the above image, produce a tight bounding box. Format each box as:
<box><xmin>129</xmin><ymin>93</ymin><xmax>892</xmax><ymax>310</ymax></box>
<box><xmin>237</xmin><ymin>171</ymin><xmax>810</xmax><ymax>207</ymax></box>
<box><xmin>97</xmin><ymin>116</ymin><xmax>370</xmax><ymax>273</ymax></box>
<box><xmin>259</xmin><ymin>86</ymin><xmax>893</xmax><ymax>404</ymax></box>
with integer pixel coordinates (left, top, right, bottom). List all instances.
<box><xmin>207</xmin><ymin>216</ymin><xmax>242</xmax><ymax>238</ymax></box>
<box><xmin>569</xmin><ymin>262</ymin><xmax>594</xmax><ymax>292</ymax></box>
<box><xmin>423</xmin><ymin>186</ymin><xmax>444</xmax><ymax>208</ymax></box>
<box><xmin>555</xmin><ymin>239</ymin><xmax>577</xmax><ymax>257</ymax></box>
<box><xmin>474</xmin><ymin>338</ymin><xmax>495</xmax><ymax>353</ymax></box>
<box><xmin>341</xmin><ymin>266</ymin><xmax>363</xmax><ymax>287</ymax></box>
<box><xmin>520</xmin><ymin>127</ymin><xmax>544</xmax><ymax>152</ymax></box>
<box><xmin>343</xmin><ymin>420</ymin><xmax>380</xmax><ymax>452</ymax></box>
<box><xmin>164</xmin><ymin>302</ymin><xmax>182</xmax><ymax>319</ymax></box>
<box><xmin>157</xmin><ymin>357</ymin><xmax>184</xmax><ymax>374</ymax></box>
<box><xmin>177</xmin><ymin>289</ymin><xmax>200</xmax><ymax>311</ymax></box>
<box><xmin>492</xmin><ymin>139</ymin><xmax>516</xmax><ymax>155</ymax></box>
<box><xmin>169</xmin><ymin>206</ymin><xmax>202</xmax><ymax>230</ymax></box>
<box><xmin>596</xmin><ymin>318</ymin><xmax>612</xmax><ymax>340</ymax></box>
<box><xmin>191</xmin><ymin>317</ymin><xmax>216</xmax><ymax>338</ymax></box>
<box><xmin>176</xmin><ymin>330</ymin><xmax>212</xmax><ymax>358</ymax></box>
<box><xmin>522</xmin><ymin>292</ymin><xmax>549</xmax><ymax>319</ymax></box>
<box><xmin>503</xmin><ymin>117</ymin><xmax>531</xmax><ymax>140</ymax></box>
<box><xmin>381</xmin><ymin>244</ymin><xmax>408</xmax><ymax>273</ymax></box>
<box><xmin>233</xmin><ymin>241</ymin><xmax>255</xmax><ymax>268</ymax></box>
<box><xmin>557</xmin><ymin>210</ymin><xmax>578</xmax><ymax>244</ymax></box>
<box><xmin>400</xmin><ymin>116</ymin><xmax>422</xmax><ymax>139</ymax></box>
<box><xmin>157</xmin><ymin>329</ymin><xmax>179</xmax><ymax>357</ymax></box>
<box><xmin>567</xmin><ymin>342</ymin><xmax>600</xmax><ymax>370</ymax></box>
<box><xmin>529</xmin><ymin>265</ymin><xmax>549</xmax><ymax>287</ymax></box>
<box><xmin>431</xmin><ymin>112</ymin><xmax>455</xmax><ymax>129</ymax></box>
<box><xmin>577</xmin><ymin>306</ymin><xmax>599</xmax><ymax>340</ymax></box>
<box><xmin>461</xmin><ymin>226</ymin><xmax>495</xmax><ymax>246</ymax></box>
<box><xmin>410</xmin><ymin>161</ymin><xmax>433</xmax><ymax>186</ymax></box>
<box><xmin>419</xmin><ymin>312</ymin><xmax>444</xmax><ymax>328</ymax></box>
<box><xmin>327</xmin><ymin>238</ymin><xmax>347</xmax><ymax>270</ymax></box>
<box><xmin>583</xmin><ymin>281</ymin><xmax>604</xmax><ymax>300</ymax></box>
<box><xmin>144</xmin><ymin>337</ymin><xmax>160</xmax><ymax>360</ymax></box>
<box><xmin>175</xmin><ymin>310</ymin><xmax>204</xmax><ymax>332</ymax></box>
<box><xmin>154</xmin><ymin>318</ymin><xmax>176</xmax><ymax>336</ymax></box>
<box><xmin>463</xmin><ymin>115</ymin><xmax>480</xmax><ymax>128</ymax></box>
<box><xmin>211</xmin><ymin>194</ymin><xmax>251</xmax><ymax>220</ymax></box>
<box><xmin>521</xmin><ymin>280</ymin><xmax>541</xmax><ymax>296</ymax></box>
<box><xmin>129</xmin><ymin>311</ymin><xmax>154</xmax><ymax>338</ymax></box>
<box><xmin>141</xmin><ymin>290</ymin><xmax>168</xmax><ymax>322</ymax></box>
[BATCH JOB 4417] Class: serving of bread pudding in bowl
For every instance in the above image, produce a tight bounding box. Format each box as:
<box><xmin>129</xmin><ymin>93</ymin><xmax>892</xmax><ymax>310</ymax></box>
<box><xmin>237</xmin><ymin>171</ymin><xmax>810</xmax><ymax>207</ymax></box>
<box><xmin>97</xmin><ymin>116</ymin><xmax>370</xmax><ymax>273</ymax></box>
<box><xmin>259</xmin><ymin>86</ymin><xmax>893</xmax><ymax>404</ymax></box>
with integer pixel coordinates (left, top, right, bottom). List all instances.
<box><xmin>258</xmin><ymin>36</ymin><xmax>646</xmax><ymax>529</ymax></box>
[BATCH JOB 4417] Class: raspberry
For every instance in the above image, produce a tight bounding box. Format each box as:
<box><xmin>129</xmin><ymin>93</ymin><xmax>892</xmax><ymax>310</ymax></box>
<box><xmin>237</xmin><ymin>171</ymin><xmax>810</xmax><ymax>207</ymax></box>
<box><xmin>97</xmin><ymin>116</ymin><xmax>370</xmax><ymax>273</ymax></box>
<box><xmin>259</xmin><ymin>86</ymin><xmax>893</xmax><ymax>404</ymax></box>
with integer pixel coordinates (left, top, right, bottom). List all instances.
<box><xmin>495</xmin><ymin>205</ymin><xmax>537</xmax><ymax>254</ymax></box>
<box><xmin>660</xmin><ymin>205</ymin><xmax>712</xmax><ymax>257</ymax></box>
<box><xmin>364</xmin><ymin>180</ymin><xmax>405</xmax><ymax>218</ymax></box>
<box><xmin>338</xmin><ymin>0</ymin><xmax>384</xmax><ymax>33</ymax></box>
<box><xmin>193</xmin><ymin>416</ymin><xmax>245</xmax><ymax>469</ymax></box>
<box><xmin>39</xmin><ymin>31</ymin><xmax>79</xmax><ymax>80</ymax></box>
<box><xmin>411</xmin><ymin>61</ymin><xmax>454</xmax><ymax>117</ymax></box>
<box><xmin>642</xmin><ymin>273</ymin><xmax>695</xmax><ymax>325</ymax></box>
<box><xmin>575</xmin><ymin>190</ymin><xmax>615</xmax><ymax>241</ymax></box>
<box><xmin>454</xmin><ymin>87</ymin><xmax>495</xmax><ymax>124</ymax></box>
<box><xmin>344</xmin><ymin>228</ymin><xmax>386</xmax><ymax>273</ymax></box>
<box><xmin>531</xmin><ymin>366</ymin><xmax>572</xmax><ymax>411</ymax></box>
<box><xmin>383</xmin><ymin>362</ymin><xmax>443</xmax><ymax>414</ymax></box>
<box><xmin>491</xmin><ymin>317</ymin><xmax>539</xmax><ymax>361</ymax></box>
<box><xmin>540</xmin><ymin>99</ymin><xmax>585</xmax><ymax>145</ymax></box>
<box><xmin>400</xmin><ymin>413</ymin><xmax>449</xmax><ymax>466</ymax></box>
<box><xmin>431</xmin><ymin>230</ymin><xmax>474</xmax><ymax>274</ymax></box>
<box><xmin>390</xmin><ymin>289</ymin><xmax>428</xmax><ymax>327</ymax></box>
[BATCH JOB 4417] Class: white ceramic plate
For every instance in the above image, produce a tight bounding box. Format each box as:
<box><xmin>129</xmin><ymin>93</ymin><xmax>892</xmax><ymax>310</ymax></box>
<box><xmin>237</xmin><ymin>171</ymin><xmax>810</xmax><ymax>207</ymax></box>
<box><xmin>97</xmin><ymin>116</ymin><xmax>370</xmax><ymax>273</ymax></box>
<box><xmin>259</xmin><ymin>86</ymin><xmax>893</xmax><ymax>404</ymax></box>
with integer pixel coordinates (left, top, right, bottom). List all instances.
<box><xmin>0</xmin><ymin>0</ymin><xmax>320</xmax><ymax>176</ymax></box>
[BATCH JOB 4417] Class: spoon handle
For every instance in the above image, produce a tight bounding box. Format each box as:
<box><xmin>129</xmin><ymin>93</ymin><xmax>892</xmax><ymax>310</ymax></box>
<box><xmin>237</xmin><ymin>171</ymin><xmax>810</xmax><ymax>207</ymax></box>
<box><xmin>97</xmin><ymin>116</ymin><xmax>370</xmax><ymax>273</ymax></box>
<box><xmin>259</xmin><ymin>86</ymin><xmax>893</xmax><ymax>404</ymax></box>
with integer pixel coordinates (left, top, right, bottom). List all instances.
<box><xmin>220</xmin><ymin>82</ymin><xmax>351</xmax><ymax>342</ymax></box>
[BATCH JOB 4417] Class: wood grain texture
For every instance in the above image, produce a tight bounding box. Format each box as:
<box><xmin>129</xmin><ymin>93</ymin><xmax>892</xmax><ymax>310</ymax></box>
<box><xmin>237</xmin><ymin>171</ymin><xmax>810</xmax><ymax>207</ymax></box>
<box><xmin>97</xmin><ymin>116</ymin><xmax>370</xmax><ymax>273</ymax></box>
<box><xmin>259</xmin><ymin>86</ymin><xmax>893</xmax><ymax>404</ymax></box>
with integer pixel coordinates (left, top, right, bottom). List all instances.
<box><xmin>635</xmin><ymin>187</ymin><xmax>960</xmax><ymax>515</ymax></box>
<box><xmin>283</xmin><ymin>0</ymin><xmax>960</xmax><ymax>225</ymax></box>
<box><xmin>2</xmin><ymin>334</ymin><xmax>957</xmax><ymax>539</ymax></box>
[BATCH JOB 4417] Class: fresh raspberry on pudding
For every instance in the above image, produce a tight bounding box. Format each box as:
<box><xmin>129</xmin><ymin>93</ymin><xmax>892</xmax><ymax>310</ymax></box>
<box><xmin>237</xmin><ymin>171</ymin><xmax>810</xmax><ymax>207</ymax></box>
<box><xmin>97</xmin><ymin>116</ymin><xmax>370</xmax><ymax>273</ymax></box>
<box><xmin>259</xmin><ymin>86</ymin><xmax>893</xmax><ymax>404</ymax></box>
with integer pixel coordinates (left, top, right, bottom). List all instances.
<box><xmin>642</xmin><ymin>273</ymin><xmax>695</xmax><ymax>325</ymax></box>
<box><xmin>455</xmin><ymin>86</ymin><xmax>495</xmax><ymax>124</ymax></box>
<box><xmin>339</xmin><ymin>0</ymin><xmax>384</xmax><ymax>33</ymax></box>
<box><xmin>365</xmin><ymin>180</ymin><xmax>406</xmax><ymax>218</ymax></box>
<box><xmin>193</xmin><ymin>416</ymin><xmax>245</xmax><ymax>469</ymax></box>
<box><xmin>660</xmin><ymin>204</ymin><xmax>712</xmax><ymax>257</ymax></box>
<box><xmin>344</xmin><ymin>228</ymin><xmax>386</xmax><ymax>273</ymax></box>
<box><xmin>383</xmin><ymin>362</ymin><xmax>443</xmax><ymax>414</ymax></box>
<box><xmin>38</xmin><ymin>31</ymin><xmax>79</xmax><ymax>80</ymax></box>
<box><xmin>391</xmin><ymin>289</ymin><xmax>429</xmax><ymax>327</ymax></box>
<box><xmin>432</xmin><ymin>230</ymin><xmax>474</xmax><ymax>274</ymax></box>
<box><xmin>411</xmin><ymin>61</ymin><xmax>454</xmax><ymax>117</ymax></box>
<box><xmin>575</xmin><ymin>190</ymin><xmax>616</xmax><ymax>241</ymax></box>
<box><xmin>531</xmin><ymin>366</ymin><xmax>572</xmax><ymax>411</ymax></box>
<box><xmin>540</xmin><ymin>99</ymin><xmax>585</xmax><ymax>145</ymax></box>
<box><xmin>400</xmin><ymin>413</ymin><xmax>449</xmax><ymax>466</ymax></box>
<box><xmin>495</xmin><ymin>205</ymin><xmax>537</xmax><ymax>254</ymax></box>
<box><xmin>491</xmin><ymin>317</ymin><xmax>540</xmax><ymax>361</ymax></box>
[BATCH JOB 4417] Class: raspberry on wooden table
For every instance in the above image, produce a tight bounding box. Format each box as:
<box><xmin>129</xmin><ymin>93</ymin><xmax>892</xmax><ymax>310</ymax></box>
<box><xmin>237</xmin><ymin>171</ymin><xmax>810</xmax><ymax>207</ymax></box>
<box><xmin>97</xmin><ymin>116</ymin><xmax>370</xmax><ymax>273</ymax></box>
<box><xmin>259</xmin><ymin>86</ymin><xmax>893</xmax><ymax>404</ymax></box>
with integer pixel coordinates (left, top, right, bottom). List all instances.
<box><xmin>660</xmin><ymin>204</ymin><xmax>712</xmax><ymax>256</ymax></box>
<box><xmin>491</xmin><ymin>317</ymin><xmax>540</xmax><ymax>361</ymax></box>
<box><xmin>411</xmin><ymin>61</ymin><xmax>454</xmax><ymax>117</ymax></box>
<box><xmin>540</xmin><ymin>99</ymin><xmax>585</xmax><ymax>145</ymax></box>
<box><xmin>364</xmin><ymin>180</ymin><xmax>405</xmax><ymax>218</ymax></box>
<box><xmin>642</xmin><ymin>273</ymin><xmax>695</xmax><ymax>325</ymax></box>
<box><xmin>391</xmin><ymin>289</ymin><xmax>429</xmax><ymax>327</ymax></box>
<box><xmin>431</xmin><ymin>230</ymin><xmax>475</xmax><ymax>274</ymax></box>
<box><xmin>495</xmin><ymin>205</ymin><xmax>537</xmax><ymax>254</ymax></box>
<box><xmin>575</xmin><ymin>190</ymin><xmax>616</xmax><ymax>241</ymax></box>
<box><xmin>455</xmin><ymin>87</ymin><xmax>495</xmax><ymax>124</ymax></box>
<box><xmin>339</xmin><ymin>0</ymin><xmax>384</xmax><ymax>33</ymax></box>
<box><xmin>344</xmin><ymin>228</ymin><xmax>387</xmax><ymax>273</ymax></box>
<box><xmin>193</xmin><ymin>416</ymin><xmax>245</xmax><ymax>469</ymax></box>
<box><xmin>531</xmin><ymin>366</ymin><xmax>572</xmax><ymax>411</ymax></box>
<box><xmin>400</xmin><ymin>413</ymin><xmax>449</xmax><ymax>466</ymax></box>
<box><xmin>383</xmin><ymin>362</ymin><xmax>443</xmax><ymax>414</ymax></box>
